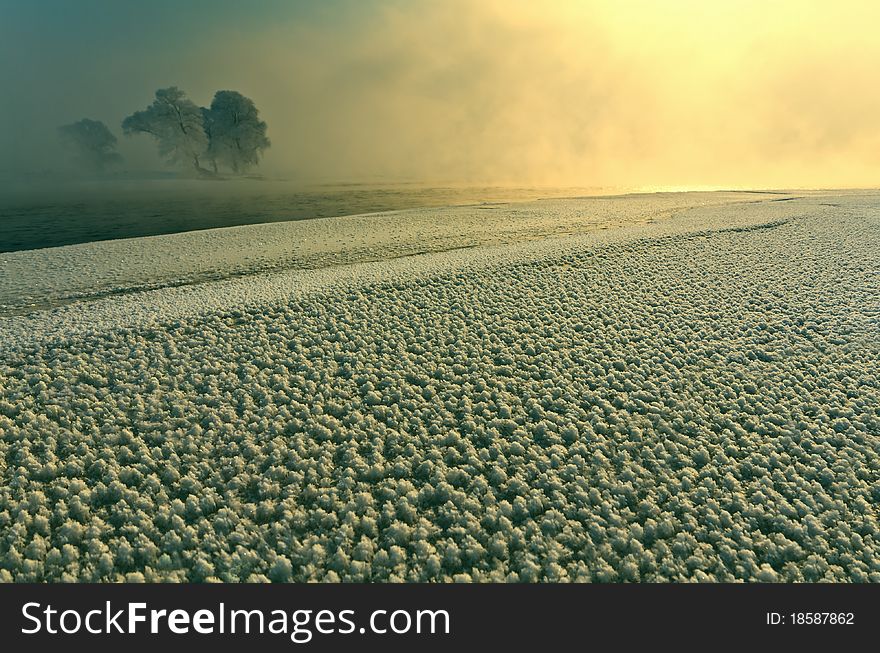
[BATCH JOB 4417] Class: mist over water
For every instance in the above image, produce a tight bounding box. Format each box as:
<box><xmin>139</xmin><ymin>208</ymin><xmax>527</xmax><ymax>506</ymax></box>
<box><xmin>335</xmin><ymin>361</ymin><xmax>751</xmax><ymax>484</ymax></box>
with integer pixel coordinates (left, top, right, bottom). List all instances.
<box><xmin>3</xmin><ymin>1</ymin><xmax>879</xmax><ymax>251</ymax></box>
<box><xmin>0</xmin><ymin>180</ymin><xmax>610</xmax><ymax>253</ymax></box>
<box><xmin>3</xmin><ymin>2</ymin><xmax>880</xmax><ymax>191</ymax></box>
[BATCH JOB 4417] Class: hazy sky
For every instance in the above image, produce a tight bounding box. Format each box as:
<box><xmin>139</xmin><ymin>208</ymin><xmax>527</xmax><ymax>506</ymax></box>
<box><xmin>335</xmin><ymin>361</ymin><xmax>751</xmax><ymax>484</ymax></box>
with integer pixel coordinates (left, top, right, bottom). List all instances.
<box><xmin>2</xmin><ymin>0</ymin><xmax>880</xmax><ymax>188</ymax></box>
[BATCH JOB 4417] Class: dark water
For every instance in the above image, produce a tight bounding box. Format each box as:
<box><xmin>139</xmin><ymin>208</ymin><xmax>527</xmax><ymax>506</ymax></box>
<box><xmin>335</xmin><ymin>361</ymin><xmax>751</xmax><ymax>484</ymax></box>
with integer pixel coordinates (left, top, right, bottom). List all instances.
<box><xmin>0</xmin><ymin>179</ymin><xmax>609</xmax><ymax>253</ymax></box>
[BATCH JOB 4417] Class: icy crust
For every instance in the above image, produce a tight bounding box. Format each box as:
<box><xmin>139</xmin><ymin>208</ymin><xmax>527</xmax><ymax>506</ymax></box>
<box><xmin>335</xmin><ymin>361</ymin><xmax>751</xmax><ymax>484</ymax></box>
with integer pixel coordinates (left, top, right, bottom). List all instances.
<box><xmin>0</xmin><ymin>191</ymin><xmax>793</xmax><ymax>316</ymax></box>
<box><xmin>0</xmin><ymin>195</ymin><xmax>831</xmax><ymax>352</ymax></box>
<box><xmin>0</xmin><ymin>194</ymin><xmax>879</xmax><ymax>582</ymax></box>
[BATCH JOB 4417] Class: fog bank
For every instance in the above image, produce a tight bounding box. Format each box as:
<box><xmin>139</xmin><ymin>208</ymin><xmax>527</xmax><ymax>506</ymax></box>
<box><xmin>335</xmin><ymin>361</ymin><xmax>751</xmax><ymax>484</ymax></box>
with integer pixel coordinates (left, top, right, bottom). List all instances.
<box><xmin>2</xmin><ymin>1</ymin><xmax>880</xmax><ymax>188</ymax></box>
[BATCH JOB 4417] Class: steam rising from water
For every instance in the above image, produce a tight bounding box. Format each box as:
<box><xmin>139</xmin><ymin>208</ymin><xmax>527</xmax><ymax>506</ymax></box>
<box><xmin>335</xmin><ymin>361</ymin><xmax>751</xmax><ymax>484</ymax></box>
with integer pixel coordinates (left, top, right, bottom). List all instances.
<box><xmin>2</xmin><ymin>1</ymin><xmax>880</xmax><ymax>188</ymax></box>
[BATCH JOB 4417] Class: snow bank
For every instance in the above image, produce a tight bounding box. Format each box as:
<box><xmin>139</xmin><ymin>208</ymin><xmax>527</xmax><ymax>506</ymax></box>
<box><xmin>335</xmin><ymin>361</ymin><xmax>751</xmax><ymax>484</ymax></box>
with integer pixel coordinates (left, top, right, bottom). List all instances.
<box><xmin>0</xmin><ymin>191</ymin><xmax>796</xmax><ymax>317</ymax></box>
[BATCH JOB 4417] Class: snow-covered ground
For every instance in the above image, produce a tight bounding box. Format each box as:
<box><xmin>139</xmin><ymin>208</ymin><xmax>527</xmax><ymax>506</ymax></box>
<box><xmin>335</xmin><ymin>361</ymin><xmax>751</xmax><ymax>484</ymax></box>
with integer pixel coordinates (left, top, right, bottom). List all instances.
<box><xmin>0</xmin><ymin>191</ymin><xmax>795</xmax><ymax>316</ymax></box>
<box><xmin>1</xmin><ymin>191</ymin><xmax>878</xmax><ymax>582</ymax></box>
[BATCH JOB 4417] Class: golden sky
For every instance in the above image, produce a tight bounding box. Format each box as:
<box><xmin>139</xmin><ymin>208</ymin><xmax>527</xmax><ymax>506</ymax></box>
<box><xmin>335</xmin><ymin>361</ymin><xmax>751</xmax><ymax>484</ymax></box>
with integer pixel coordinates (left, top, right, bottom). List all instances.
<box><xmin>4</xmin><ymin>0</ymin><xmax>880</xmax><ymax>188</ymax></box>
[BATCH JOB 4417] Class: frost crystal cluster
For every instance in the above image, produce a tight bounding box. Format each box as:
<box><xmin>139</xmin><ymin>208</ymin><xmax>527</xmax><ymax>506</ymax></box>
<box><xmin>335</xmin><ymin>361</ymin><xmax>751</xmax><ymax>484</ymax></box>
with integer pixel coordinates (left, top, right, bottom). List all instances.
<box><xmin>1</xmin><ymin>194</ymin><xmax>878</xmax><ymax>582</ymax></box>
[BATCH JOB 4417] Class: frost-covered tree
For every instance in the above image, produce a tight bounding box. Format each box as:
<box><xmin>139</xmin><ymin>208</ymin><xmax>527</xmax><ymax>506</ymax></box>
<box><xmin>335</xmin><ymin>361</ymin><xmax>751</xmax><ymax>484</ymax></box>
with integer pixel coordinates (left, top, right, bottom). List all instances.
<box><xmin>202</xmin><ymin>90</ymin><xmax>270</xmax><ymax>174</ymax></box>
<box><xmin>57</xmin><ymin>119</ymin><xmax>122</xmax><ymax>173</ymax></box>
<box><xmin>122</xmin><ymin>87</ymin><xmax>209</xmax><ymax>172</ymax></box>
<box><xmin>200</xmin><ymin>106</ymin><xmax>217</xmax><ymax>173</ymax></box>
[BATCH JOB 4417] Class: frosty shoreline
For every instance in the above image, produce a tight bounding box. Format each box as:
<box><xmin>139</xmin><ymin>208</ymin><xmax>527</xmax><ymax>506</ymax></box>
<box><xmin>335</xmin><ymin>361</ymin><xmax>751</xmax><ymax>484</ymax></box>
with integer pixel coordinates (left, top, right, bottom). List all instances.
<box><xmin>1</xmin><ymin>191</ymin><xmax>878</xmax><ymax>582</ymax></box>
<box><xmin>0</xmin><ymin>190</ymin><xmax>796</xmax><ymax>318</ymax></box>
<box><xmin>0</xmin><ymin>191</ymin><xmax>836</xmax><ymax>351</ymax></box>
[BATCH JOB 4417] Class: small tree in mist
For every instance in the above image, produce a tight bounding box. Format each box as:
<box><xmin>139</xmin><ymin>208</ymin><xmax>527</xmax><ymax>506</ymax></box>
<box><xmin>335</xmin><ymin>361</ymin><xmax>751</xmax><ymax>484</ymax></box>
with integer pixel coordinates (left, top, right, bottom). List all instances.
<box><xmin>122</xmin><ymin>87</ymin><xmax>209</xmax><ymax>173</ymax></box>
<box><xmin>58</xmin><ymin>119</ymin><xmax>122</xmax><ymax>173</ymax></box>
<box><xmin>202</xmin><ymin>90</ymin><xmax>270</xmax><ymax>174</ymax></box>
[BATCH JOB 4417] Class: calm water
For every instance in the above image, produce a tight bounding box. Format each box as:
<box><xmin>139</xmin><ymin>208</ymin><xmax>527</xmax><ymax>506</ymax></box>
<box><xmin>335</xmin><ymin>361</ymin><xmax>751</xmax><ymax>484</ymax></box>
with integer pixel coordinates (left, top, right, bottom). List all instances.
<box><xmin>0</xmin><ymin>179</ymin><xmax>610</xmax><ymax>253</ymax></box>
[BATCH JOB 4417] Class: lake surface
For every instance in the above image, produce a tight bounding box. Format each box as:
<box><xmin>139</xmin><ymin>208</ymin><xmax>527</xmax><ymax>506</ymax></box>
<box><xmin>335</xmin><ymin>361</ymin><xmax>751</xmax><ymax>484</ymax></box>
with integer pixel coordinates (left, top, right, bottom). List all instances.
<box><xmin>0</xmin><ymin>179</ymin><xmax>610</xmax><ymax>253</ymax></box>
